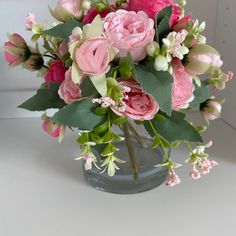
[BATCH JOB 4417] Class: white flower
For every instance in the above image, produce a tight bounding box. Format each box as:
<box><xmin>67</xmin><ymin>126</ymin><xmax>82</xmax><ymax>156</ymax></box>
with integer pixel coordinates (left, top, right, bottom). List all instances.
<box><xmin>163</xmin><ymin>30</ymin><xmax>189</xmax><ymax>61</ymax></box>
<box><xmin>101</xmin><ymin>155</ymin><xmax>125</xmax><ymax>177</ymax></box>
<box><xmin>146</xmin><ymin>41</ymin><xmax>160</xmax><ymax>57</ymax></box>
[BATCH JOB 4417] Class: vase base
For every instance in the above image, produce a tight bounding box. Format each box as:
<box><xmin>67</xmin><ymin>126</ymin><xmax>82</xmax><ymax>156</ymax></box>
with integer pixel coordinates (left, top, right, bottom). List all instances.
<box><xmin>83</xmin><ymin>137</ymin><xmax>169</xmax><ymax>194</ymax></box>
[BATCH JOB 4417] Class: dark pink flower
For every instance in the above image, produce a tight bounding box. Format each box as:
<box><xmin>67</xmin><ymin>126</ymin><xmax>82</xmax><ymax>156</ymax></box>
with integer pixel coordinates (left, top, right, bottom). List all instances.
<box><xmin>44</xmin><ymin>60</ymin><xmax>68</xmax><ymax>83</ymax></box>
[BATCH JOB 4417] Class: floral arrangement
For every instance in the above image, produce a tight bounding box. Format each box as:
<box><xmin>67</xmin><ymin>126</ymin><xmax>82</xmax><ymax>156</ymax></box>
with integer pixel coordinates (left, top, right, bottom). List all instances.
<box><xmin>4</xmin><ymin>0</ymin><xmax>233</xmax><ymax>187</ymax></box>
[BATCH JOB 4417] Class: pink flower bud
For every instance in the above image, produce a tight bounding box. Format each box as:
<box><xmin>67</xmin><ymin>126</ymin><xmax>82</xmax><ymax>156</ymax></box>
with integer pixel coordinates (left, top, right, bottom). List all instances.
<box><xmin>173</xmin><ymin>15</ymin><xmax>194</xmax><ymax>32</ymax></box>
<box><xmin>226</xmin><ymin>71</ymin><xmax>234</xmax><ymax>81</ymax></box>
<box><xmin>189</xmin><ymin>171</ymin><xmax>201</xmax><ymax>180</ymax></box>
<box><xmin>3</xmin><ymin>33</ymin><xmax>30</xmax><ymax>66</ymax></box>
<box><xmin>42</xmin><ymin>115</ymin><xmax>66</xmax><ymax>142</ymax></box>
<box><xmin>200</xmin><ymin>97</ymin><xmax>224</xmax><ymax>121</ymax></box>
<box><xmin>52</xmin><ymin>0</ymin><xmax>83</xmax><ymax>22</ymax></box>
<box><xmin>186</xmin><ymin>44</ymin><xmax>223</xmax><ymax>76</ymax></box>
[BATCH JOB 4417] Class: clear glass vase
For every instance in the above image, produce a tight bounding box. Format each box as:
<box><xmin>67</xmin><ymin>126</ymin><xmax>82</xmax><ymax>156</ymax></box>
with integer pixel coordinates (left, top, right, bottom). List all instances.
<box><xmin>82</xmin><ymin>122</ymin><xmax>169</xmax><ymax>194</ymax></box>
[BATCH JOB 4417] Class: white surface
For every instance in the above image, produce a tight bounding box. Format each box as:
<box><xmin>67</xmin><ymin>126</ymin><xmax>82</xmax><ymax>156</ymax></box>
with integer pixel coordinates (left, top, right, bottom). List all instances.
<box><xmin>0</xmin><ymin>117</ymin><xmax>236</xmax><ymax>236</ymax></box>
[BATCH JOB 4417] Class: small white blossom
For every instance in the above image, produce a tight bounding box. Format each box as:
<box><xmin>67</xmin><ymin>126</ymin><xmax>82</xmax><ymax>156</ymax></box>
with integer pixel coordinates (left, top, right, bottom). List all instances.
<box><xmin>154</xmin><ymin>55</ymin><xmax>169</xmax><ymax>71</ymax></box>
<box><xmin>163</xmin><ymin>30</ymin><xmax>189</xmax><ymax>61</ymax></box>
<box><xmin>101</xmin><ymin>155</ymin><xmax>125</xmax><ymax>177</ymax></box>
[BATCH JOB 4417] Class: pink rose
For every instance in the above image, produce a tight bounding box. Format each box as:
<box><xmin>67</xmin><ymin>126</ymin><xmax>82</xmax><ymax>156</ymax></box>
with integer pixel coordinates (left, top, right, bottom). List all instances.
<box><xmin>169</xmin><ymin>5</ymin><xmax>181</xmax><ymax>28</ymax></box>
<box><xmin>58</xmin><ymin>68</ymin><xmax>82</xmax><ymax>104</ymax></box>
<box><xmin>83</xmin><ymin>7</ymin><xmax>114</xmax><ymax>24</ymax></box>
<box><xmin>104</xmin><ymin>10</ymin><xmax>155</xmax><ymax>61</ymax></box>
<box><xmin>4</xmin><ymin>33</ymin><xmax>29</xmax><ymax>66</ymax></box>
<box><xmin>112</xmin><ymin>79</ymin><xmax>159</xmax><ymax>120</ymax></box>
<box><xmin>172</xmin><ymin>59</ymin><xmax>195</xmax><ymax>111</ymax></box>
<box><xmin>54</xmin><ymin>0</ymin><xmax>82</xmax><ymax>21</ymax></box>
<box><xmin>44</xmin><ymin>60</ymin><xmax>68</xmax><ymax>83</ymax></box>
<box><xmin>75</xmin><ymin>37</ymin><xmax>111</xmax><ymax>75</ymax></box>
<box><xmin>127</xmin><ymin>0</ymin><xmax>174</xmax><ymax>20</ymax></box>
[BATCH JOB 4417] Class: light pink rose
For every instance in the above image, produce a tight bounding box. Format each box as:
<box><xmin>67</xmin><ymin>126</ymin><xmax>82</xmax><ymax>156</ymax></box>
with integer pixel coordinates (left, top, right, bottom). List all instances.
<box><xmin>172</xmin><ymin>59</ymin><xmax>195</xmax><ymax>111</ymax></box>
<box><xmin>25</xmin><ymin>12</ymin><xmax>36</xmax><ymax>31</ymax></box>
<box><xmin>54</xmin><ymin>0</ymin><xmax>82</xmax><ymax>20</ymax></box>
<box><xmin>4</xmin><ymin>33</ymin><xmax>28</xmax><ymax>66</ymax></box>
<box><xmin>44</xmin><ymin>60</ymin><xmax>68</xmax><ymax>83</ymax></box>
<box><xmin>75</xmin><ymin>37</ymin><xmax>111</xmax><ymax>75</ymax></box>
<box><xmin>58</xmin><ymin>68</ymin><xmax>82</xmax><ymax>104</ymax></box>
<box><xmin>127</xmin><ymin>0</ymin><xmax>176</xmax><ymax>21</ymax></box>
<box><xmin>103</xmin><ymin>10</ymin><xmax>155</xmax><ymax>61</ymax></box>
<box><xmin>112</xmin><ymin>79</ymin><xmax>159</xmax><ymax>120</ymax></box>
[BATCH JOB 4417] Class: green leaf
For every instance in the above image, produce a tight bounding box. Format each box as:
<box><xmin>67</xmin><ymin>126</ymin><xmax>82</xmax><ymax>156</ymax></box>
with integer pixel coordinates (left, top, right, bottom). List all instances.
<box><xmin>152</xmin><ymin>136</ymin><xmax>160</xmax><ymax>149</ymax></box>
<box><xmin>44</xmin><ymin>21</ymin><xmax>82</xmax><ymax>41</ymax></box>
<box><xmin>52</xmin><ymin>99</ymin><xmax>106</xmax><ymax>131</ymax></box>
<box><xmin>18</xmin><ymin>83</ymin><xmax>66</xmax><ymax>111</ymax></box>
<box><xmin>190</xmin><ymin>84</ymin><xmax>209</xmax><ymax>108</ymax></box>
<box><xmin>80</xmin><ymin>77</ymin><xmax>98</xmax><ymax>97</ymax></box>
<box><xmin>155</xmin><ymin>6</ymin><xmax>172</xmax><ymax>44</ymax></box>
<box><xmin>144</xmin><ymin>111</ymin><xmax>203</xmax><ymax>143</ymax></box>
<box><xmin>119</xmin><ymin>54</ymin><xmax>134</xmax><ymax>78</ymax></box>
<box><xmin>101</xmin><ymin>143</ymin><xmax>119</xmax><ymax>157</ymax></box>
<box><xmin>134</xmin><ymin>62</ymin><xmax>173</xmax><ymax>115</ymax></box>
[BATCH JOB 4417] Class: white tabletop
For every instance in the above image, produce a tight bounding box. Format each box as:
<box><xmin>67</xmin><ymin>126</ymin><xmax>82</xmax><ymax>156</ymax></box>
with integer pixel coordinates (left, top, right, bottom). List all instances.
<box><xmin>0</xmin><ymin>117</ymin><xmax>236</xmax><ymax>236</ymax></box>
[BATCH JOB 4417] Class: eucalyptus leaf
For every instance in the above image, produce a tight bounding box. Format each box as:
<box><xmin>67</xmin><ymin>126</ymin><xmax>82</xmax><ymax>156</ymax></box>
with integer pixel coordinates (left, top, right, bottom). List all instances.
<box><xmin>52</xmin><ymin>99</ymin><xmax>106</xmax><ymax>131</ymax></box>
<box><xmin>44</xmin><ymin>21</ymin><xmax>82</xmax><ymax>41</ymax></box>
<box><xmin>18</xmin><ymin>83</ymin><xmax>66</xmax><ymax>111</ymax></box>
<box><xmin>190</xmin><ymin>83</ymin><xmax>209</xmax><ymax>108</ymax></box>
<box><xmin>134</xmin><ymin>61</ymin><xmax>173</xmax><ymax>115</ymax></box>
<box><xmin>144</xmin><ymin>111</ymin><xmax>203</xmax><ymax>143</ymax></box>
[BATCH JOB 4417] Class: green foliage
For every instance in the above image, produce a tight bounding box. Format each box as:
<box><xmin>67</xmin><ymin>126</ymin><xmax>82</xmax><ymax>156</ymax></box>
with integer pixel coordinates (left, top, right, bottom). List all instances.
<box><xmin>80</xmin><ymin>77</ymin><xmax>98</xmax><ymax>97</ymax></box>
<box><xmin>18</xmin><ymin>83</ymin><xmax>66</xmax><ymax>111</ymax></box>
<box><xmin>134</xmin><ymin>61</ymin><xmax>173</xmax><ymax>115</ymax></box>
<box><xmin>118</xmin><ymin>54</ymin><xmax>134</xmax><ymax>78</ymax></box>
<box><xmin>44</xmin><ymin>21</ymin><xmax>82</xmax><ymax>41</ymax></box>
<box><xmin>145</xmin><ymin>111</ymin><xmax>203</xmax><ymax>143</ymax></box>
<box><xmin>52</xmin><ymin>99</ymin><xmax>106</xmax><ymax>130</ymax></box>
<box><xmin>155</xmin><ymin>6</ymin><xmax>172</xmax><ymax>44</ymax></box>
<box><xmin>190</xmin><ymin>84</ymin><xmax>209</xmax><ymax>108</ymax></box>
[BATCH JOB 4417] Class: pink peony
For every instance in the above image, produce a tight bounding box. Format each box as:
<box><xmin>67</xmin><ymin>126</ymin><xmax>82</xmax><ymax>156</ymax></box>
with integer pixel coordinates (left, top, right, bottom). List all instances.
<box><xmin>172</xmin><ymin>59</ymin><xmax>195</xmax><ymax>110</ymax></box>
<box><xmin>75</xmin><ymin>37</ymin><xmax>111</xmax><ymax>75</ymax></box>
<box><xmin>127</xmin><ymin>0</ymin><xmax>178</xmax><ymax>24</ymax></box>
<box><xmin>58</xmin><ymin>68</ymin><xmax>82</xmax><ymax>104</ymax></box>
<box><xmin>103</xmin><ymin>10</ymin><xmax>155</xmax><ymax>61</ymax></box>
<box><xmin>112</xmin><ymin>79</ymin><xmax>159</xmax><ymax>121</ymax></box>
<box><xmin>4</xmin><ymin>33</ymin><xmax>28</xmax><ymax>66</ymax></box>
<box><xmin>44</xmin><ymin>60</ymin><xmax>68</xmax><ymax>83</ymax></box>
<box><xmin>83</xmin><ymin>7</ymin><xmax>114</xmax><ymax>24</ymax></box>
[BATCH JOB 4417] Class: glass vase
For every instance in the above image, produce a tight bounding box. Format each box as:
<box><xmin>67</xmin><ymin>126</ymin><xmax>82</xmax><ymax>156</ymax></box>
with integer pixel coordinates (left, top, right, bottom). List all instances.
<box><xmin>82</xmin><ymin>122</ymin><xmax>169</xmax><ymax>194</ymax></box>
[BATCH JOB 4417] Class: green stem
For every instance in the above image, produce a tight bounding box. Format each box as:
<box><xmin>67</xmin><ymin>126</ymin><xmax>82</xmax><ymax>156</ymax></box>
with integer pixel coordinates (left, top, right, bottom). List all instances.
<box><xmin>127</xmin><ymin>121</ymin><xmax>147</xmax><ymax>148</ymax></box>
<box><xmin>149</xmin><ymin>121</ymin><xmax>170</xmax><ymax>161</ymax></box>
<box><xmin>122</xmin><ymin>122</ymin><xmax>139</xmax><ymax>180</ymax></box>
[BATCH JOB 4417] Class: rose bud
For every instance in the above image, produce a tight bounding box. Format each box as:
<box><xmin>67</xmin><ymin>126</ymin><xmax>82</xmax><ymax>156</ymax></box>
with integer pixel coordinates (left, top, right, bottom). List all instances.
<box><xmin>23</xmin><ymin>53</ymin><xmax>44</xmax><ymax>71</ymax></box>
<box><xmin>185</xmin><ymin>44</ymin><xmax>223</xmax><ymax>76</ymax></box>
<box><xmin>49</xmin><ymin>0</ymin><xmax>83</xmax><ymax>22</ymax></box>
<box><xmin>3</xmin><ymin>33</ymin><xmax>31</xmax><ymax>67</ymax></box>
<box><xmin>42</xmin><ymin>115</ymin><xmax>66</xmax><ymax>143</ymax></box>
<box><xmin>200</xmin><ymin>96</ymin><xmax>225</xmax><ymax>121</ymax></box>
<box><xmin>44</xmin><ymin>60</ymin><xmax>68</xmax><ymax>83</ymax></box>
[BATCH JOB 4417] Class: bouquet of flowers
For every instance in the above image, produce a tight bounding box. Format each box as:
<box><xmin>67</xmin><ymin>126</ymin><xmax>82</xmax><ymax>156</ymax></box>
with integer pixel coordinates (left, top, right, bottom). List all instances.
<box><xmin>4</xmin><ymin>0</ymin><xmax>233</xmax><ymax>187</ymax></box>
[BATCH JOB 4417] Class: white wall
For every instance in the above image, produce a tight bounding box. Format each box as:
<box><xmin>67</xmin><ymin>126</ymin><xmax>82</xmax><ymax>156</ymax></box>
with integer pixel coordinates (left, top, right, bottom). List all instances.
<box><xmin>0</xmin><ymin>0</ymin><xmax>235</xmax><ymax>125</ymax></box>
